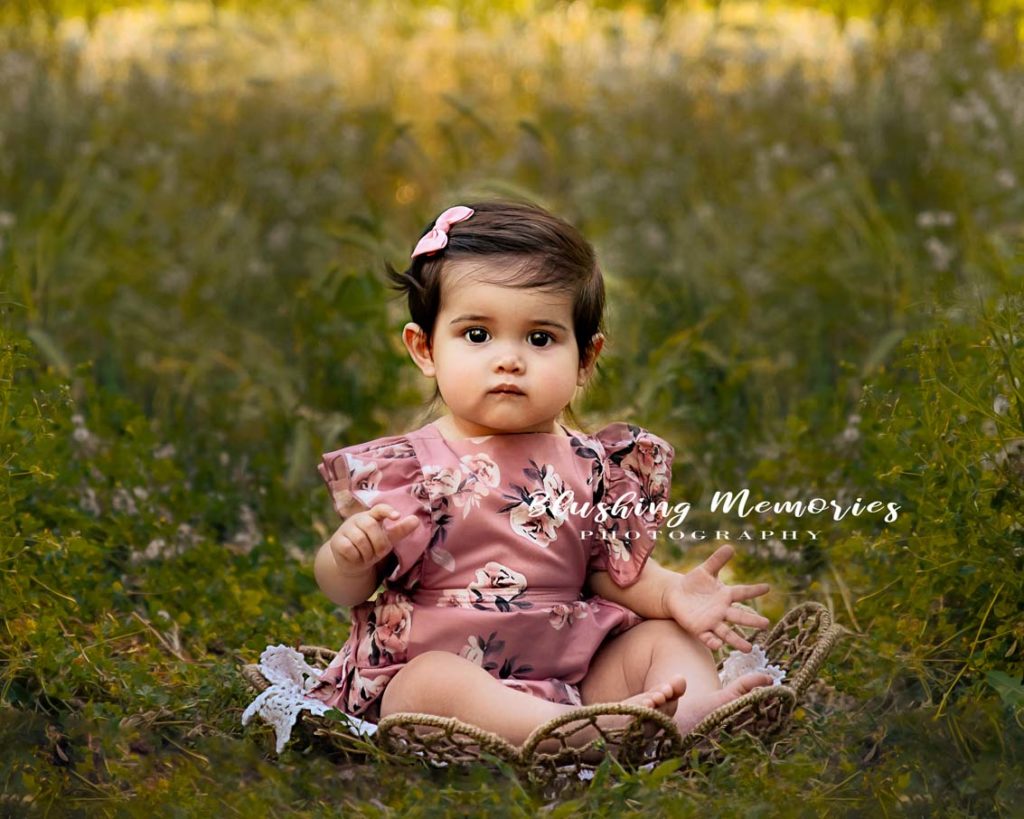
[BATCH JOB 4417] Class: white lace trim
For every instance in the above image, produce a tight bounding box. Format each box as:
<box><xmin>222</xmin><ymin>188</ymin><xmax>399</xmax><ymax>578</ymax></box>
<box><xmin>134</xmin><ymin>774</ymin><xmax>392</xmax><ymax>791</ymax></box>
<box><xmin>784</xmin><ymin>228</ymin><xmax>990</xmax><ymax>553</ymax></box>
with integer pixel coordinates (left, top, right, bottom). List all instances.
<box><xmin>717</xmin><ymin>644</ymin><xmax>786</xmax><ymax>687</ymax></box>
<box><xmin>240</xmin><ymin>644</ymin><xmax>377</xmax><ymax>754</ymax></box>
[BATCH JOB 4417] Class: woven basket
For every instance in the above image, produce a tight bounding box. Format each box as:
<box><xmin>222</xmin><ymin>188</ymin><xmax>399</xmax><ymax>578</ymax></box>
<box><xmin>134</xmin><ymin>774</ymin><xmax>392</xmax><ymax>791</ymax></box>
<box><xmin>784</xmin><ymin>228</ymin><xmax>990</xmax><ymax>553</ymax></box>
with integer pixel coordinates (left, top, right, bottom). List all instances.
<box><xmin>241</xmin><ymin>601</ymin><xmax>845</xmax><ymax>789</ymax></box>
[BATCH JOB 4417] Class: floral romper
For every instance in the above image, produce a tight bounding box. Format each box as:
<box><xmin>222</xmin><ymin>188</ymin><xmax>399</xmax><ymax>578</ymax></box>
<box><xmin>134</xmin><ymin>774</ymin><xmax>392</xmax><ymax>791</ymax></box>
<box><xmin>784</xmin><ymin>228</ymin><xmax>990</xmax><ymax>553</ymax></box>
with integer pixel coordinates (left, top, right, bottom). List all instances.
<box><xmin>304</xmin><ymin>419</ymin><xmax>675</xmax><ymax>724</ymax></box>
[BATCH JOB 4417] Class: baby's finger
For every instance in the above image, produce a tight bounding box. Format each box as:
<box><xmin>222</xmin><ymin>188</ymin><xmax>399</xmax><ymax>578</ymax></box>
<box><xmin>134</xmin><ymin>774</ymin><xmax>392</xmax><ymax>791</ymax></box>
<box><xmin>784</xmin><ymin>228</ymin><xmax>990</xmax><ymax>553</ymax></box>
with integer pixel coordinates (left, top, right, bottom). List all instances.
<box><xmin>384</xmin><ymin>514</ymin><xmax>421</xmax><ymax>544</ymax></box>
<box><xmin>368</xmin><ymin>503</ymin><xmax>401</xmax><ymax>522</ymax></box>
<box><xmin>330</xmin><ymin>532</ymin><xmax>366</xmax><ymax>569</ymax></box>
<box><xmin>715</xmin><ymin>622</ymin><xmax>753</xmax><ymax>653</ymax></box>
<box><xmin>729</xmin><ymin>582</ymin><xmax>771</xmax><ymax>602</ymax></box>
<box><xmin>701</xmin><ymin>631</ymin><xmax>723</xmax><ymax>650</ymax></box>
<box><xmin>340</xmin><ymin>526</ymin><xmax>375</xmax><ymax>564</ymax></box>
<box><xmin>725</xmin><ymin>604</ymin><xmax>770</xmax><ymax>630</ymax></box>
<box><xmin>352</xmin><ymin>515</ymin><xmax>393</xmax><ymax>560</ymax></box>
<box><xmin>699</xmin><ymin>544</ymin><xmax>735</xmax><ymax>577</ymax></box>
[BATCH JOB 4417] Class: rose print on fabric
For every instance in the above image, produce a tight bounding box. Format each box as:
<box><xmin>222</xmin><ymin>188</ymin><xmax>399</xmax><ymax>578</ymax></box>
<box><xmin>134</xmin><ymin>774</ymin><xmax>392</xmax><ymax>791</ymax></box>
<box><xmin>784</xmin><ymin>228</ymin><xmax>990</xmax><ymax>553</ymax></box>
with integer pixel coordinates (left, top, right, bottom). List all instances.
<box><xmin>618</xmin><ymin>431</ymin><xmax>672</xmax><ymax>515</ymax></box>
<box><xmin>332</xmin><ymin>441</ymin><xmax>419</xmax><ymax>517</ymax></box>
<box><xmin>356</xmin><ymin>594</ymin><xmax>413</xmax><ymax>668</ymax></box>
<box><xmin>498</xmin><ymin>654</ymin><xmax>535</xmax><ymax>680</ymax></box>
<box><xmin>602</xmin><ymin>523</ymin><xmax>632</xmax><ymax>563</ymax></box>
<box><xmin>453</xmin><ymin>453</ymin><xmax>501</xmax><ymax>515</ymax></box>
<box><xmin>569</xmin><ymin>435</ymin><xmax>607</xmax><ymax>503</ymax></box>
<box><xmin>418</xmin><ymin>465</ymin><xmax>463</xmax><ymax>503</ymax></box>
<box><xmin>551</xmin><ymin>679</ymin><xmax>584</xmax><ymax>707</ymax></box>
<box><xmin>348</xmin><ymin>667</ymin><xmax>390</xmax><ymax>715</ymax></box>
<box><xmin>412</xmin><ymin>454</ymin><xmax>502</xmax><ymax>572</ymax></box>
<box><xmin>499</xmin><ymin>460</ymin><xmax>570</xmax><ymax>547</ymax></box>
<box><xmin>312</xmin><ymin>422</ymin><xmax>671</xmax><ymax>727</ymax></box>
<box><xmin>547</xmin><ymin>600</ymin><xmax>592</xmax><ymax>630</ymax></box>
<box><xmin>436</xmin><ymin>562</ymin><xmax>534</xmax><ymax>612</ymax></box>
<box><xmin>574</xmin><ymin>425</ymin><xmax>674</xmax><ymax>574</ymax></box>
<box><xmin>459</xmin><ymin>631</ymin><xmax>534</xmax><ymax>679</ymax></box>
<box><xmin>459</xmin><ymin>631</ymin><xmax>504</xmax><ymax>669</ymax></box>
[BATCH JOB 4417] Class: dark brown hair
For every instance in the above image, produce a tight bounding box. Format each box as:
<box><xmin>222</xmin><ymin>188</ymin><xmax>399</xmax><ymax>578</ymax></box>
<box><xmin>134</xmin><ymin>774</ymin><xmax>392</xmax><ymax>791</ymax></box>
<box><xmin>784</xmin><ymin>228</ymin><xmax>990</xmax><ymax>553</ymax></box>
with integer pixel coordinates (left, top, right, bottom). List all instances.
<box><xmin>384</xmin><ymin>198</ymin><xmax>606</xmax><ymax>432</ymax></box>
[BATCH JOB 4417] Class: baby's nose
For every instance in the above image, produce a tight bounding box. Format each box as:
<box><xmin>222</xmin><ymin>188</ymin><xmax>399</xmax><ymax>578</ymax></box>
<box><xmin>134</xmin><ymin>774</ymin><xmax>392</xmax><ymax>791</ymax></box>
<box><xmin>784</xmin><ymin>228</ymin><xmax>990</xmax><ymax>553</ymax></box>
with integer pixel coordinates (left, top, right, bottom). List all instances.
<box><xmin>494</xmin><ymin>354</ymin><xmax>524</xmax><ymax>372</ymax></box>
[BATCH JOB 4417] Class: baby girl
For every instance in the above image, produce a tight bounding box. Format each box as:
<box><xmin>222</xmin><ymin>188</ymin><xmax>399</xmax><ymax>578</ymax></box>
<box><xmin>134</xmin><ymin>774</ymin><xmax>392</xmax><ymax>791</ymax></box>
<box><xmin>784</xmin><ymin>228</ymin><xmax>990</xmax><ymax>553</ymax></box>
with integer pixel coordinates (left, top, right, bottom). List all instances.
<box><xmin>307</xmin><ymin>200</ymin><xmax>775</xmax><ymax>749</ymax></box>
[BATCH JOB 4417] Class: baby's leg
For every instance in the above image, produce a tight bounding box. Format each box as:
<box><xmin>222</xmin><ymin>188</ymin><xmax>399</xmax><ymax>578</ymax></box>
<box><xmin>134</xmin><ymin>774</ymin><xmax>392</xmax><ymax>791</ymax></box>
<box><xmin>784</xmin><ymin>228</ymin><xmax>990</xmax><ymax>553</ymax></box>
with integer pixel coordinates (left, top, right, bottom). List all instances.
<box><xmin>580</xmin><ymin>619</ymin><xmax>774</xmax><ymax>735</ymax></box>
<box><xmin>379</xmin><ymin>650</ymin><xmax>686</xmax><ymax>748</ymax></box>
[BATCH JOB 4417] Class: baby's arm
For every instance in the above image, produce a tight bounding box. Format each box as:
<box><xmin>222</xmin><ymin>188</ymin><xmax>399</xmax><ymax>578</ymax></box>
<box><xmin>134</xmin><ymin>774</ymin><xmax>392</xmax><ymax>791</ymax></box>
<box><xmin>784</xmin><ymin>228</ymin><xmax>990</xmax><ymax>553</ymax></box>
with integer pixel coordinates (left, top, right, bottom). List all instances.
<box><xmin>589</xmin><ymin>545</ymin><xmax>772</xmax><ymax>652</ymax></box>
<box><xmin>314</xmin><ymin>544</ymin><xmax>382</xmax><ymax>607</ymax></box>
<box><xmin>587</xmin><ymin>558</ymin><xmax>678</xmax><ymax>619</ymax></box>
<box><xmin>314</xmin><ymin>503</ymin><xmax>417</xmax><ymax>607</ymax></box>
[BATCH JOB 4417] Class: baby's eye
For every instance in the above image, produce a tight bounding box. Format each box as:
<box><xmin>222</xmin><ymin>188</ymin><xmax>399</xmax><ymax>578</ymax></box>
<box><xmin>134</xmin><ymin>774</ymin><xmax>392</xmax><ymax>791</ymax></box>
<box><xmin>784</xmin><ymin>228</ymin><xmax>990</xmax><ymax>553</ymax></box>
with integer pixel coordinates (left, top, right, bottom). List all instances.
<box><xmin>464</xmin><ymin>328</ymin><xmax>490</xmax><ymax>344</ymax></box>
<box><xmin>528</xmin><ymin>331</ymin><xmax>555</xmax><ymax>347</ymax></box>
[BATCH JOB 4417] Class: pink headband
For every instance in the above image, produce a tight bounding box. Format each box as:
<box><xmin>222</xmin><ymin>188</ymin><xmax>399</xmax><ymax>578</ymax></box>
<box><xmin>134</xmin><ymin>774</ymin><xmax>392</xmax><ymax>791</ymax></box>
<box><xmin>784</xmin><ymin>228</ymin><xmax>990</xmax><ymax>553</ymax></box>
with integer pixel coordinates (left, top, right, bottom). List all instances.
<box><xmin>411</xmin><ymin>205</ymin><xmax>474</xmax><ymax>258</ymax></box>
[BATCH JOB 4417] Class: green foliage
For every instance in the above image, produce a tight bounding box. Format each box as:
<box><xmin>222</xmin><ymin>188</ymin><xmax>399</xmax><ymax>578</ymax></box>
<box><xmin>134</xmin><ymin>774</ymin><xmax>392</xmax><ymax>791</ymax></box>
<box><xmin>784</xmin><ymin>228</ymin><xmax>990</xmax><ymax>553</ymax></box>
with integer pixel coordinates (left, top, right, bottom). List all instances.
<box><xmin>1</xmin><ymin>0</ymin><xmax>1022</xmax><ymax>813</ymax></box>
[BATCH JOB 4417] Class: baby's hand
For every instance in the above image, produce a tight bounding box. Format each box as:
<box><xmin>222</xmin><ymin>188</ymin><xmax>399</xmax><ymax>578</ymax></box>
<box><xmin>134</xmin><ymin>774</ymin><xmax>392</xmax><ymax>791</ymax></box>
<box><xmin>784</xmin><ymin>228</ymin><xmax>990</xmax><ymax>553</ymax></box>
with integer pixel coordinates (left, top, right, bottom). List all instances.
<box><xmin>328</xmin><ymin>503</ymin><xmax>420</xmax><ymax>577</ymax></box>
<box><xmin>663</xmin><ymin>544</ymin><xmax>771</xmax><ymax>653</ymax></box>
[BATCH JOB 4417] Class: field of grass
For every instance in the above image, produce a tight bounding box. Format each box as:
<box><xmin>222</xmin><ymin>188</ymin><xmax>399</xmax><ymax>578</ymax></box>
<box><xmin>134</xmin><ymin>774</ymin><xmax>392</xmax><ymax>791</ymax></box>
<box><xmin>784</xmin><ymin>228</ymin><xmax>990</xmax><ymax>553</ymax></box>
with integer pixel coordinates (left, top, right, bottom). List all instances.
<box><xmin>2</xmin><ymin>0</ymin><xmax>1022</xmax><ymax>814</ymax></box>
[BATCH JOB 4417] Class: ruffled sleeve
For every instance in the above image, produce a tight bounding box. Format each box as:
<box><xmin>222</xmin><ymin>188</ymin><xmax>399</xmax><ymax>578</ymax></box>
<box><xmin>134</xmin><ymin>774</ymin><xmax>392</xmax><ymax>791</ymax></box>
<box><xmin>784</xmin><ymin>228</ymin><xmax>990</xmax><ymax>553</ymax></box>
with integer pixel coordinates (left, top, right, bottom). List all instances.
<box><xmin>585</xmin><ymin>422</ymin><xmax>675</xmax><ymax>588</ymax></box>
<box><xmin>318</xmin><ymin>434</ymin><xmax>434</xmax><ymax>586</ymax></box>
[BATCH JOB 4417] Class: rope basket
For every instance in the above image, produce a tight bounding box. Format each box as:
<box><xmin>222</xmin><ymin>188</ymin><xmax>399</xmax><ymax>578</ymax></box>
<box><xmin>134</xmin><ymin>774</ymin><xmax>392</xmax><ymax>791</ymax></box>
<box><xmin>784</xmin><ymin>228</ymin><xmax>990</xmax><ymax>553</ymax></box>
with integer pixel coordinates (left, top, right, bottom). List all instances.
<box><xmin>240</xmin><ymin>601</ymin><xmax>846</xmax><ymax>790</ymax></box>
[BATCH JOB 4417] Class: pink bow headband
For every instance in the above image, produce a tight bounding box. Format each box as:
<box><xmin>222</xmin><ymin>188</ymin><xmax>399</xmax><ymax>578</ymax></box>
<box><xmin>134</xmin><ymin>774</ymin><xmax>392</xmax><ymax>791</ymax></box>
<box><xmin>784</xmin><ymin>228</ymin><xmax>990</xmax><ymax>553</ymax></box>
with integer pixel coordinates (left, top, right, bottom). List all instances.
<box><xmin>411</xmin><ymin>205</ymin><xmax>474</xmax><ymax>258</ymax></box>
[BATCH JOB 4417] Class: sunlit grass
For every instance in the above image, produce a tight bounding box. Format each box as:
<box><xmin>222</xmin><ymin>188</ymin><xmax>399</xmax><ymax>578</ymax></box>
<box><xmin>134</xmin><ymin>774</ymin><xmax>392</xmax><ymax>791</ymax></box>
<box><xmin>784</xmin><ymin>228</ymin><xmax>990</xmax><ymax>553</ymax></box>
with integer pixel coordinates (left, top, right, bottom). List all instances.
<box><xmin>2</xmin><ymin>0</ymin><xmax>1022</xmax><ymax>813</ymax></box>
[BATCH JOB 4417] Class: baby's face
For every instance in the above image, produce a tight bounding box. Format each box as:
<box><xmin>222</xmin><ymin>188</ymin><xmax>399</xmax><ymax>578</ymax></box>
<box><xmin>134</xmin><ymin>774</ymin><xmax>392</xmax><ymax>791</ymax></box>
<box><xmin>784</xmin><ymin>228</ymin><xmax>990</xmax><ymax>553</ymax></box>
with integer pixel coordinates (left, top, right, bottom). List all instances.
<box><xmin>413</xmin><ymin>260</ymin><xmax>584</xmax><ymax>437</ymax></box>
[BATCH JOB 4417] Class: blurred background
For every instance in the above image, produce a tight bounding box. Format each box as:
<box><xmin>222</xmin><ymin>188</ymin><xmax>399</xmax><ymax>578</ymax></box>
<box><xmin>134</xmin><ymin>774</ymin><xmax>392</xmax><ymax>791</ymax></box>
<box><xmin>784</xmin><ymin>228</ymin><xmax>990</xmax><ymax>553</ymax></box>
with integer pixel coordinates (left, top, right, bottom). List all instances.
<box><xmin>2</xmin><ymin>0</ymin><xmax>1022</xmax><ymax>813</ymax></box>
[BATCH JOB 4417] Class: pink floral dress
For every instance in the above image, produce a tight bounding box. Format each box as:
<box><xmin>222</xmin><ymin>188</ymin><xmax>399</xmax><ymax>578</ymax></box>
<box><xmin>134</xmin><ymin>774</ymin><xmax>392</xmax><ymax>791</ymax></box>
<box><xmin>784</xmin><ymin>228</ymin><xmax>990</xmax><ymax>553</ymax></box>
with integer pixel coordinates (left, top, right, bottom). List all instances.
<box><xmin>305</xmin><ymin>419</ymin><xmax>674</xmax><ymax>724</ymax></box>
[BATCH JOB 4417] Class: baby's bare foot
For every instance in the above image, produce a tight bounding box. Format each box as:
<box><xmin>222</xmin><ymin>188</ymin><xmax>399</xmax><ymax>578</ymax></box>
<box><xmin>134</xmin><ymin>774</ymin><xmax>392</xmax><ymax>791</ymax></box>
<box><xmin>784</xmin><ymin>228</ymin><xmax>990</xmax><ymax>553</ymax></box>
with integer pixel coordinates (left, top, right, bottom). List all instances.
<box><xmin>674</xmin><ymin>672</ymin><xmax>775</xmax><ymax>735</ymax></box>
<box><xmin>532</xmin><ymin>676</ymin><xmax>687</xmax><ymax>762</ymax></box>
<box><xmin>619</xmin><ymin>674</ymin><xmax>687</xmax><ymax>720</ymax></box>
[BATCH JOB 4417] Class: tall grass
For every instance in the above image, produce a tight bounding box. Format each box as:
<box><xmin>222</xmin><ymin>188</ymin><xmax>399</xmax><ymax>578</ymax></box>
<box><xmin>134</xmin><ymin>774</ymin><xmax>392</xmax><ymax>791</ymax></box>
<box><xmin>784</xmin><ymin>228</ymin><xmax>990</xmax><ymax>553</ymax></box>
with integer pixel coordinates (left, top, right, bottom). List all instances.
<box><xmin>2</xmin><ymin>0</ymin><xmax>1022</xmax><ymax>813</ymax></box>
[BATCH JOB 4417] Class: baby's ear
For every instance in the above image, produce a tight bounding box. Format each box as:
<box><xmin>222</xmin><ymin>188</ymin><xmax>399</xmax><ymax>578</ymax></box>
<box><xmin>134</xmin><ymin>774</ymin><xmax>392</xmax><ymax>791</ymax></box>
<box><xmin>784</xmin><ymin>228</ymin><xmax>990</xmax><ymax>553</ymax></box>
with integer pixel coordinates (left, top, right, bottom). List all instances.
<box><xmin>402</xmin><ymin>322</ymin><xmax>435</xmax><ymax>377</ymax></box>
<box><xmin>578</xmin><ymin>333</ymin><xmax>605</xmax><ymax>385</ymax></box>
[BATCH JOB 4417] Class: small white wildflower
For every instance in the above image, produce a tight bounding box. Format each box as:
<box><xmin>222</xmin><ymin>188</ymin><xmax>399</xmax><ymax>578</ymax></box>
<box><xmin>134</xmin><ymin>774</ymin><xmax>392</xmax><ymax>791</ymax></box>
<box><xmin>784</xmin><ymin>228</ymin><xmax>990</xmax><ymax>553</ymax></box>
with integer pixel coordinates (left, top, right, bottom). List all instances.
<box><xmin>285</xmin><ymin>542</ymin><xmax>308</xmax><ymax>563</ymax></box>
<box><xmin>0</xmin><ymin>211</ymin><xmax>15</xmax><ymax>230</ymax></box>
<box><xmin>228</xmin><ymin>504</ymin><xmax>263</xmax><ymax>555</ymax></box>
<box><xmin>246</xmin><ymin>258</ymin><xmax>270</xmax><ymax>277</ymax></box>
<box><xmin>72</xmin><ymin>427</ymin><xmax>93</xmax><ymax>443</ymax></box>
<box><xmin>154</xmin><ymin>443</ymin><xmax>176</xmax><ymax>459</ymax></box>
<box><xmin>132</xmin><ymin>486</ymin><xmax>149</xmax><ymax>500</ymax></box>
<box><xmin>175</xmin><ymin>523</ymin><xmax>200</xmax><ymax>550</ymax></box>
<box><xmin>111</xmin><ymin>488</ymin><xmax>138</xmax><ymax>516</ymax></box>
<box><xmin>79</xmin><ymin>487</ymin><xmax>101</xmax><ymax>516</ymax></box>
<box><xmin>996</xmin><ymin>168</ymin><xmax>1017</xmax><ymax>189</ymax></box>
<box><xmin>994</xmin><ymin>395</ymin><xmax>1011</xmax><ymax>416</ymax></box>
<box><xmin>144</xmin><ymin>538</ymin><xmax>168</xmax><ymax>559</ymax></box>
<box><xmin>925</xmin><ymin>236</ymin><xmax>954</xmax><ymax>271</ymax></box>
<box><xmin>916</xmin><ymin>210</ymin><xmax>955</xmax><ymax>230</ymax></box>
<box><xmin>219</xmin><ymin>452</ymin><xmax>230</xmax><ymax>466</ymax></box>
<box><xmin>841</xmin><ymin>426</ymin><xmax>861</xmax><ymax>443</ymax></box>
<box><xmin>266</xmin><ymin>222</ymin><xmax>294</xmax><ymax>252</ymax></box>
<box><xmin>157</xmin><ymin>610</ymin><xmax>171</xmax><ymax>620</ymax></box>
<box><xmin>71</xmin><ymin>413</ymin><xmax>85</xmax><ymax>426</ymax></box>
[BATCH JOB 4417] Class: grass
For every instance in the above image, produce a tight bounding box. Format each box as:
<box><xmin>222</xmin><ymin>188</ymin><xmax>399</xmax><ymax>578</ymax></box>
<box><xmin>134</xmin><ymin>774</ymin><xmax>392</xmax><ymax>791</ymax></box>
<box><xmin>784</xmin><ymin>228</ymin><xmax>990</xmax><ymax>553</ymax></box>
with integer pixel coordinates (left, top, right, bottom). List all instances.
<box><xmin>1</xmin><ymin>0</ymin><xmax>1022</xmax><ymax>814</ymax></box>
